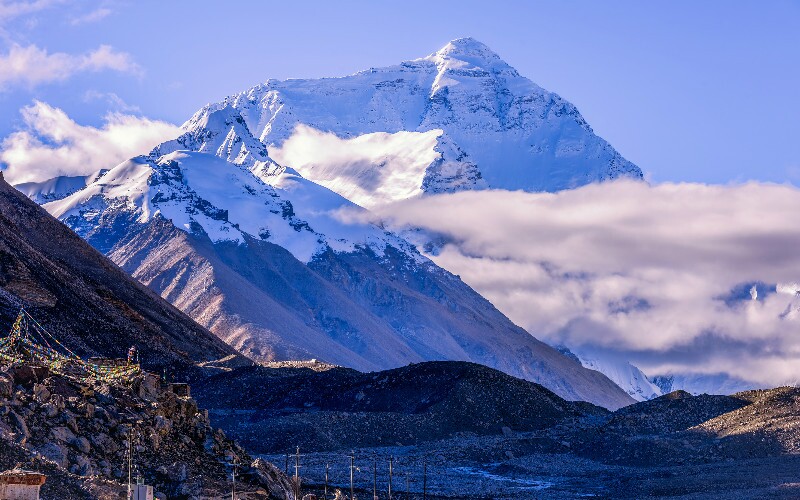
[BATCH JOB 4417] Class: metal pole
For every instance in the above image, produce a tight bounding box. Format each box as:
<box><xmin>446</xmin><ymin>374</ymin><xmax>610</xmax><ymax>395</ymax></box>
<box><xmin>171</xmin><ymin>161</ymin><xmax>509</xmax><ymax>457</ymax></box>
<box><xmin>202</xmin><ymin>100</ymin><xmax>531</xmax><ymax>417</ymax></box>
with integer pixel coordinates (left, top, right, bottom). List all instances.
<box><xmin>373</xmin><ymin>457</ymin><xmax>377</xmax><ymax>500</ymax></box>
<box><xmin>325</xmin><ymin>463</ymin><xmax>329</xmax><ymax>500</ymax></box>
<box><xmin>127</xmin><ymin>427</ymin><xmax>133</xmax><ymax>500</ymax></box>
<box><xmin>295</xmin><ymin>446</ymin><xmax>301</xmax><ymax>499</ymax></box>
<box><xmin>388</xmin><ymin>457</ymin><xmax>393</xmax><ymax>500</ymax></box>
<box><xmin>350</xmin><ymin>452</ymin><xmax>355</xmax><ymax>500</ymax></box>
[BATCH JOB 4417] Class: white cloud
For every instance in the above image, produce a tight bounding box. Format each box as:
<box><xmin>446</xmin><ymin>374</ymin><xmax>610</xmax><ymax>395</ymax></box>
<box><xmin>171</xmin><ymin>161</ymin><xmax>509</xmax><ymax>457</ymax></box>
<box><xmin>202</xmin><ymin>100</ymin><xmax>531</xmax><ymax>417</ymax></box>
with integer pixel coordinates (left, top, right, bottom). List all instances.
<box><xmin>69</xmin><ymin>6</ymin><xmax>110</xmax><ymax>25</ymax></box>
<box><xmin>352</xmin><ymin>181</ymin><xmax>800</xmax><ymax>387</ymax></box>
<box><xmin>0</xmin><ymin>101</ymin><xmax>180</xmax><ymax>183</ymax></box>
<box><xmin>0</xmin><ymin>43</ymin><xmax>141</xmax><ymax>90</ymax></box>
<box><xmin>0</xmin><ymin>0</ymin><xmax>61</xmax><ymax>23</ymax></box>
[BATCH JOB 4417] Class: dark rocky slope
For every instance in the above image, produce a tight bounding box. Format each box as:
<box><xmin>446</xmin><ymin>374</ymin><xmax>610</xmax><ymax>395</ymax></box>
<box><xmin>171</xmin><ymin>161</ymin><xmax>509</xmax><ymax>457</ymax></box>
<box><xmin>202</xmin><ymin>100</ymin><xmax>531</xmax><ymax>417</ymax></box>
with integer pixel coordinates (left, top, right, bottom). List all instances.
<box><xmin>0</xmin><ymin>172</ymin><xmax>241</xmax><ymax>378</ymax></box>
<box><xmin>193</xmin><ymin>360</ymin><xmax>608</xmax><ymax>454</ymax></box>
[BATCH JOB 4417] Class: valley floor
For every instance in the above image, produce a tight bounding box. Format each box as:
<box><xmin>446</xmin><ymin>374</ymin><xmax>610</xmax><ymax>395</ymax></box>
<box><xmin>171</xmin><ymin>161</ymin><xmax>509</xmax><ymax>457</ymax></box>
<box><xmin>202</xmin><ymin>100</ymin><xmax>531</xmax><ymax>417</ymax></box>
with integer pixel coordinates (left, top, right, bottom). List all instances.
<box><xmin>264</xmin><ymin>436</ymin><xmax>800</xmax><ymax>499</ymax></box>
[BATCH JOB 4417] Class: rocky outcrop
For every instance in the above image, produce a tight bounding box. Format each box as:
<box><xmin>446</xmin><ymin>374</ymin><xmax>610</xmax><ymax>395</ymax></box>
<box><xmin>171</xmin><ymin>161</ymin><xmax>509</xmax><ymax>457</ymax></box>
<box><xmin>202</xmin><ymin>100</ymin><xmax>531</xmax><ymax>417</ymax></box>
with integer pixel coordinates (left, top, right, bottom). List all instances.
<box><xmin>0</xmin><ymin>365</ymin><xmax>292</xmax><ymax>499</ymax></box>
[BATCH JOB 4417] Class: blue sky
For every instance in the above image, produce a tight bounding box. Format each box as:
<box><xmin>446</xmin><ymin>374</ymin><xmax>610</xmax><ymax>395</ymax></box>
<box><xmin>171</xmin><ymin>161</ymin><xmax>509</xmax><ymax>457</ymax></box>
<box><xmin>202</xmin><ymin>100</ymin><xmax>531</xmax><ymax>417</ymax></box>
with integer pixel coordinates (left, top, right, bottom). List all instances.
<box><xmin>0</xmin><ymin>0</ymin><xmax>798</xmax><ymax>184</ymax></box>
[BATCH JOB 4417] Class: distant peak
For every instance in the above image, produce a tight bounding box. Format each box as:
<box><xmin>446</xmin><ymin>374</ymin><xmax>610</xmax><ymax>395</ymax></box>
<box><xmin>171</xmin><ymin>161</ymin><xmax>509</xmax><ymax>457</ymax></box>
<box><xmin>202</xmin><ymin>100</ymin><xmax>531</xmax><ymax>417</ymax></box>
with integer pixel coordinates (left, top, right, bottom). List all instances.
<box><xmin>425</xmin><ymin>37</ymin><xmax>512</xmax><ymax>72</ymax></box>
<box><xmin>432</xmin><ymin>37</ymin><xmax>502</xmax><ymax>63</ymax></box>
<box><xmin>437</xmin><ymin>37</ymin><xmax>495</xmax><ymax>56</ymax></box>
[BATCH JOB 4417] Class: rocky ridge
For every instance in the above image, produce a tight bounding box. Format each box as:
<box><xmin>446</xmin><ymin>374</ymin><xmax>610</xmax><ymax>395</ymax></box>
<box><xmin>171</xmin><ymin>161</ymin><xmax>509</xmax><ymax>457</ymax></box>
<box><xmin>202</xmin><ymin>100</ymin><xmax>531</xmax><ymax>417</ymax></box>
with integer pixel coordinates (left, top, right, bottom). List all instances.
<box><xmin>193</xmin><ymin>361</ymin><xmax>608</xmax><ymax>454</ymax></box>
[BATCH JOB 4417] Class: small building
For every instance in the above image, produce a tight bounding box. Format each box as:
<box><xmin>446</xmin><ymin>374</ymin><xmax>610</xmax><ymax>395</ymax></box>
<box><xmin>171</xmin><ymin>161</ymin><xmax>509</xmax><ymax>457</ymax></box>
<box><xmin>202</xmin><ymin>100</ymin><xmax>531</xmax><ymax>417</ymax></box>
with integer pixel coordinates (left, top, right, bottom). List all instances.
<box><xmin>134</xmin><ymin>483</ymin><xmax>153</xmax><ymax>500</ymax></box>
<box><xmin>0</xmin><ymin>470</ymin><xmax>46</xmax><ymax>500</ymax></box>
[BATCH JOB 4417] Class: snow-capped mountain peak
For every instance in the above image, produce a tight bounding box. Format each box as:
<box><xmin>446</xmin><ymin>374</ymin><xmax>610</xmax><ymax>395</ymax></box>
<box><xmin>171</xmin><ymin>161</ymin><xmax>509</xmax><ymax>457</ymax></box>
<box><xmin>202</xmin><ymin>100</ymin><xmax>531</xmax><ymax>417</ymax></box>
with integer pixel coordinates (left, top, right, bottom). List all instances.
<box><xmin>176</xmin><ymin>38</ymin><xmax>640</xmax><ymax>206</ymax></box>
<box><xmin>153</xmin><ymin>105</ymin><xmax>282</xmax><ymax>176</ymax></box>
<box><xmin>423</xmin><ymin>37</ymin><xmax>519</xmax><ymax>85</ymax></box>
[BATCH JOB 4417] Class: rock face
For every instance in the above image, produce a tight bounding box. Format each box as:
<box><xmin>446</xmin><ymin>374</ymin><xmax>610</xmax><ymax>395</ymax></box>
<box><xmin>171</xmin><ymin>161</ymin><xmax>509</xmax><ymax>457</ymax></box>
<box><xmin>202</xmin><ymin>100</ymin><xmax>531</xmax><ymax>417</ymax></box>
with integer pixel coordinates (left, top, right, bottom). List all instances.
<box><xmin>0</xmin><ymin>173</ymin><xmax>241</xmax><ymax>378</ymax></box>
<box><xmin>193</xmin><ymin>360</ymin><xmax>608</xmax><ymax>454</ymax></box>
<box><xmin>0</xmin><ymin>366</ymin><xmax>293</xmax><ymax>499</ymax></box>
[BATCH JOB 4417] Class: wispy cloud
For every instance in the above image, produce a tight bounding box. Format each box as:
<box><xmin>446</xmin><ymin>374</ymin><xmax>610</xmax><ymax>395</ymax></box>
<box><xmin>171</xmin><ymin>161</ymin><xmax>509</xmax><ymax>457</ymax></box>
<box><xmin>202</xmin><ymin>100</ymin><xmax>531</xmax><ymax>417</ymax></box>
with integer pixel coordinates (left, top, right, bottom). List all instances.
<box><xmin>0</xmin><ymin>0</ymin><xmax>62</xmax><ymax>23</ymax></box>
<box><xmin>0</xmin><ymin>43</ymin><xmax>141</xmax><ymax>90</ymax></box>
<box><xmin>350</xmin><ymin>182</ymin><xmax>800</xmax><ymax>386</ymax></box>
<box><xmin>0</xmin><ymin>101</ymin><xmax>180</xmax><ymax>183</ymax></box>
<box><xmin>82</xmin><ymin>90</ymin><xmax>140</xmax><ymax>113</ymax></box>
<box><xmin>68</xmin><ymin>6</ymin><xmax>110</xmax><ymax>25</ymax></box>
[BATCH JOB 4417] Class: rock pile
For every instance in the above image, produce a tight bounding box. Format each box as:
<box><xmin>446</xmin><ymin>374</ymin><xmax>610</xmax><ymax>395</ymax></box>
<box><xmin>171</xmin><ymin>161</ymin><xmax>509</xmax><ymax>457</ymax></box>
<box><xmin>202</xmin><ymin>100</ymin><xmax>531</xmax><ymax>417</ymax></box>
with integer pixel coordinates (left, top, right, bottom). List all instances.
<box><xmin>0</xmin><ymin>364</ymin><xmax>292</xmax><ymax>499</ymax></box>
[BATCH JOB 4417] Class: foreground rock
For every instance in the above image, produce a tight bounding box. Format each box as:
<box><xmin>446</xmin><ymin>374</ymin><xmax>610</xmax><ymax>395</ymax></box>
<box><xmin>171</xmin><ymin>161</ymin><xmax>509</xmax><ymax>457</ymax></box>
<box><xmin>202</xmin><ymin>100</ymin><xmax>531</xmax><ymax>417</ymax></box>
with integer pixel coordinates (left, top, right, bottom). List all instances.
<box><xmin>0</xmin><ymin>366</ymin><xmax>292</xmax><ymax>499</ymax></box>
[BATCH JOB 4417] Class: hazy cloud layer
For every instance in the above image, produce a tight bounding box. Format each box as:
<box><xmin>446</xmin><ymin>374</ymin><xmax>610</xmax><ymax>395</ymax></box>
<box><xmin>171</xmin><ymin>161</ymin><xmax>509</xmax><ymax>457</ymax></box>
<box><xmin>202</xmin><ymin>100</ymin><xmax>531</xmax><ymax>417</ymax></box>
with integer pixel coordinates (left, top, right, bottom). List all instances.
<box><xmin>354</xmin><ymin>181</ymin><xmax>800</xmax><ymax>385</ymax></box>
<box><xmin>0</xmin><ymin>43</ymin><xmax>140</xmax><ymax>90</ymax></box>
<box><xmin>0</xmin><ymin>101</ymin><xmax>180</xmax><ymax>183</ymax></box>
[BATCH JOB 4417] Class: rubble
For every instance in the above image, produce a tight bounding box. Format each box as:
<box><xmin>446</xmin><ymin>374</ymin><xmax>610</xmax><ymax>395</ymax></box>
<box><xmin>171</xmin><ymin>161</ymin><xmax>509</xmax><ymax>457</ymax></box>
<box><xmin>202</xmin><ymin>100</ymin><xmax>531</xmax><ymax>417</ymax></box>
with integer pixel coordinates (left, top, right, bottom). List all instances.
<box><xmin>0</xmin><ymin>366</ymin><xmax>293</xmax><ymax>499</ymax></box>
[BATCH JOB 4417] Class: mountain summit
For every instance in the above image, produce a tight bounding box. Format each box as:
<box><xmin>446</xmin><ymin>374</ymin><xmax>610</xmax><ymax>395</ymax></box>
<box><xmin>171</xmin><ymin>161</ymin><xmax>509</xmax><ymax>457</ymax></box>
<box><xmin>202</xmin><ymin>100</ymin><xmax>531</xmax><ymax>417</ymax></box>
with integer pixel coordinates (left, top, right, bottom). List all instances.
<box><xmin>178</xmin><ymin>37</ymin><xmax>643</xmax><ymax>209</ymax></box>
<box><xmin>424</xmin><ymin>37</ymin><xmax>515</xmax><ymax>73</ymax></box>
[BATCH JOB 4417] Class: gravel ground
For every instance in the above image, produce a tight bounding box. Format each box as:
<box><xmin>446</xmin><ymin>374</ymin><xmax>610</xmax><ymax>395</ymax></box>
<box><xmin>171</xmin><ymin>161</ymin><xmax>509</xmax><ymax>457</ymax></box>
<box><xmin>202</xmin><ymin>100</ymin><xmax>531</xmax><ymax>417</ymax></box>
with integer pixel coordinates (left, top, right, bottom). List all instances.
<box><xmin>262</xmin><ymin>434</ymin><xmax>800</xmax><ymax>499</ymax></box>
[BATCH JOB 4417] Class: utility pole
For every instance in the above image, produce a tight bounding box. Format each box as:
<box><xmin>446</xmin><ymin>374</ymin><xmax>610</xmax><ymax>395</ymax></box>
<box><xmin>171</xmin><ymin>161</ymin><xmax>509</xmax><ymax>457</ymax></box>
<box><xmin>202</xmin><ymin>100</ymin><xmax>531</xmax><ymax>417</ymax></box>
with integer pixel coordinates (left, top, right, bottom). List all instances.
<box><xmin>372</xmin><ymin>457</ymin><xmax>377</xmax><ymax>500</ymax></box>
<box><xmin>294</xmin><ymin>446</ymin><xmax>301</xmax><ymax>500</ymax></box>
<box><xmin>350</xmin><ymin>452</ymin><xmax>355</xmax><ymax>500</ymax></box>
<box><xmin>324</xmin><ymin>463</ymin><xmax>329</xmax><ymax>500</ymax></box>
<box><xmin>388</xmin><ymin>456</ymin><xmax>393</xmax><ymax>500</ymax></box>
<box><xmin>231</xmin><ymin>457</ymin><xmax>239</xmax><ymax>500</ymax></box>
<box><xmin>127</xmin><ymin>426</ymin><xmax>135</xmax><ymax>500</ymax></box>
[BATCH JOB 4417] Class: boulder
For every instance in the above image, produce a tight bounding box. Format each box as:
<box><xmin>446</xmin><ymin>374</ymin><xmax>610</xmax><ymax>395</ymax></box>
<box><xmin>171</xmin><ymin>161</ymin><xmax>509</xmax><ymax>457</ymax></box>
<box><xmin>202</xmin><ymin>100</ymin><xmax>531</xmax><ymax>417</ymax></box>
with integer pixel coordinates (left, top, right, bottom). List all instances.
<box><xmin>8</xmin><ymin>410</ymin><xmax>29</xmax><ymax>444</ymax></box>
<box><xmin>154</xmin><ymin>415</ymin><xmax>172</xmax><ymax>435</ymax></box>
<box><xmin>39</xmin><ymin>441</ymin><xmax>68</xmax><ymax>467</ymax></box>
<box><xmin>40</xmin><ymin>402</ymin><xmax>59</xmax><ymax>419</ymax></box>
<box><xmin>33</xmin><ymin>382</ymin><xmax>51</xmax><ymax>403</ymax></box>
<box><xmin>71</xmin><ymin>436</ymin><xmax>91</xmax><ymax>454</ymax></box>
<box><xmin>0</xmin><ymin>373</ymin><xmax>13</xmax><ymax>398</ymax></box>
<box><xmin>51</xmin><ymin>425</ymin><xmax>76</xmax><ymax>443</ymax></box>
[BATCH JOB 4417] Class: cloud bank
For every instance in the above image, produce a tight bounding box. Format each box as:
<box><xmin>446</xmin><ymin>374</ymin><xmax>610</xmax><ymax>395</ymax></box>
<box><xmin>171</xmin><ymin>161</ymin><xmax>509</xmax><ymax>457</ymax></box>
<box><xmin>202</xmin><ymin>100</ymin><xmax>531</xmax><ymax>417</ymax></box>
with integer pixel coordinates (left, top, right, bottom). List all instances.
<box><xmin>357</xmin><ymin>181</ymin><xmax>800</xmax><ymax>386</ymax></box>
<box><xmin>0</xmin><ymin>44</ymin><xmax>140</xmax><ymax>90</ymax></box>
<box><xmin>0</xmin><ymin>101</ymin><xmax>180</xmax><ymax>184</ymax></box>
